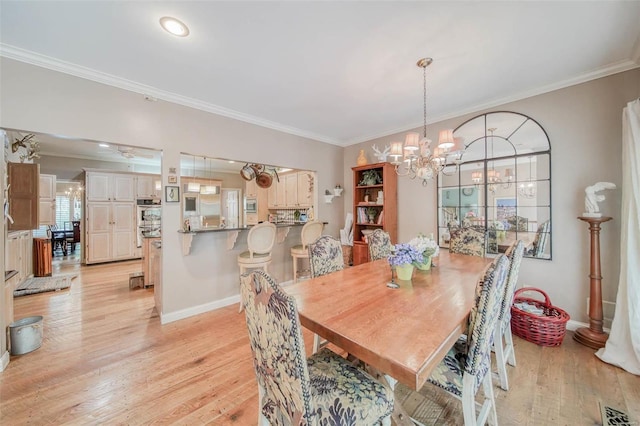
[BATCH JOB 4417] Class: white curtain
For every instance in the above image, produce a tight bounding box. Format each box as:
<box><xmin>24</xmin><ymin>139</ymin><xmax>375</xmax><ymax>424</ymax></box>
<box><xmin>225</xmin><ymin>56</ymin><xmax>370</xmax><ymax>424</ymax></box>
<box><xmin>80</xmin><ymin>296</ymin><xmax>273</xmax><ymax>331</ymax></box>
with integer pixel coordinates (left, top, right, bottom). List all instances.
<box><xmin>596</xmin><ymin>99</ymin><xmax>640</xmax><ymax>375</ymax></box>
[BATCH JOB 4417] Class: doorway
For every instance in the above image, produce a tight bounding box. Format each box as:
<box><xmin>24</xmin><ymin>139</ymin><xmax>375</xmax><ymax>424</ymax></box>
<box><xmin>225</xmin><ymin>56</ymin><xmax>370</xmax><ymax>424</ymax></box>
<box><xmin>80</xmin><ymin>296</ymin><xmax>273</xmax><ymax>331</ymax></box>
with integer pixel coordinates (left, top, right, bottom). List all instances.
<box><xmin>222</xmin><ymin>189</ymin><xmax>240</xmax><ymax>228</ymax></box>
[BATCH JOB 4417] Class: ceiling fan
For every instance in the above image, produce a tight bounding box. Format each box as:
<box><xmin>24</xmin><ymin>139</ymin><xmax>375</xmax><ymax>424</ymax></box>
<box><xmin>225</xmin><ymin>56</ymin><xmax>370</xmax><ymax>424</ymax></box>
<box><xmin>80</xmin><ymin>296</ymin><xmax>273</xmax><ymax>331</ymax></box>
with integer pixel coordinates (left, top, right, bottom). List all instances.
<box><xmin>101</xmin><ymin>145</ymin><xmax>154</xmax><ymax>159</ymax></box>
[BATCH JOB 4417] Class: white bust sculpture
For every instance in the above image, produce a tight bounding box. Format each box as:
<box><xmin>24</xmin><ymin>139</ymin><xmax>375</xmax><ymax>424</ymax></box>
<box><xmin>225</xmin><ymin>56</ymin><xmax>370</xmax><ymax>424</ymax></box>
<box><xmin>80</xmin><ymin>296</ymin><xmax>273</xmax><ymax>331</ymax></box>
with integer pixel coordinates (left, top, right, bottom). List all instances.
<box><xmin>584</xmin><ymin>182</ymin><xmax>616</xmax><ymax>217</ymax></box>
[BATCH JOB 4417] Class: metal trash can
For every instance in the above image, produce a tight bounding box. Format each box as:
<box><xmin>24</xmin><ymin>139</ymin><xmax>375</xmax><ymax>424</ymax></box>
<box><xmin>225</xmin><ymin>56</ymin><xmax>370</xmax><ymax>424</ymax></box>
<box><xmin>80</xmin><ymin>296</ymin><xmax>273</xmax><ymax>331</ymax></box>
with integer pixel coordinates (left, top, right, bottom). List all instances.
<box><xmin>8</xmin><ymin>316</ymin><xmax>44</xmax><ymax>355</ymax></box>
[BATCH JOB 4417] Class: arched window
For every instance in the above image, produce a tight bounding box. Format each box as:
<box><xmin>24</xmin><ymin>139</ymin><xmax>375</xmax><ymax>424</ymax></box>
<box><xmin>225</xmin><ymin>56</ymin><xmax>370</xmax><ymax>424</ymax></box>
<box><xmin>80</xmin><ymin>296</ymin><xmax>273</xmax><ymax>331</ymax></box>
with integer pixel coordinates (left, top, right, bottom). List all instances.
<box><xmin>437</xmin><ymin>111</ymin><xmax>551</xmax><ymax>259</ymax></box>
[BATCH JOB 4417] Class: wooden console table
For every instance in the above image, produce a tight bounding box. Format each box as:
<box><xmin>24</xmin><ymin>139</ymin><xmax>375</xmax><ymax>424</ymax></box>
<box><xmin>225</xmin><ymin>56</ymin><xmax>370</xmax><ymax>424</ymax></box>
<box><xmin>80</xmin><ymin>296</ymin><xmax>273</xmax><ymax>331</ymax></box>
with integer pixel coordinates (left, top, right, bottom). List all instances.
<box><xmin>575</xmin><ymin>216</ymin><xmax>612</xmax><ymax>349</ymax></box>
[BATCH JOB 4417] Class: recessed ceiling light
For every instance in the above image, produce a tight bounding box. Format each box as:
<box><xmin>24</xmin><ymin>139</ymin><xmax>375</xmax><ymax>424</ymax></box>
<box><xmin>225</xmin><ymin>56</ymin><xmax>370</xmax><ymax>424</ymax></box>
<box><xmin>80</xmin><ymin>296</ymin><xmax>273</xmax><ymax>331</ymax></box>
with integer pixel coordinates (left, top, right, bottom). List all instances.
<box><xmin>99</xmin><ymin>143</ymin><xmax>109</xmax><ymax>148</ymax></box>
<box><xmin>228</xmin><ymin>160</ymin><xmax>235</xmax><ymax>164</ymax></box>
<box><xmin>159</xmin><ymin>16</ymin><xmax>190</xmax><ymax>37</ymax></box>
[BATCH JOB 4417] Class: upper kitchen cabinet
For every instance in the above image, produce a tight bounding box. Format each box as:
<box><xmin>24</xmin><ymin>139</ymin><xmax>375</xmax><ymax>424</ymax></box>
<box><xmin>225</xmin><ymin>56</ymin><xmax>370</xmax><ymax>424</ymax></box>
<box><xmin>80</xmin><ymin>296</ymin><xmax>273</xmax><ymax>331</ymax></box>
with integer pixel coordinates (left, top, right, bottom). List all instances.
<box><xmin>39</xmin><ymin>173</ymin><xmax>56</xmax><ymax>226</ymax></box>
<box><xmin>297</xmin><ymin>171</ymin><xmax>313</xmax><ymax>207</ymax></box>
<box><xmin>136</xmin><ymin>174</ymin><xmax>161</xmax><ymax>200</ymax></box>
<box><xmin>267</xmin><ymin>171</ymin><xmax>314</xmax><ymax>209</ymax></box>
<box><xmin>245</xmin><ymin>178</ymin><xmax>259</xmax><ymax>198</ymax></box>
<box><xmin>8</xmin><ymin>162</ymin><xmax>39</xmax><ymax>231</ymax></box>
<box><xmin>85</xmin><ymin>170</ymin><xmax>135</xmax><ymax>202</ymax></box>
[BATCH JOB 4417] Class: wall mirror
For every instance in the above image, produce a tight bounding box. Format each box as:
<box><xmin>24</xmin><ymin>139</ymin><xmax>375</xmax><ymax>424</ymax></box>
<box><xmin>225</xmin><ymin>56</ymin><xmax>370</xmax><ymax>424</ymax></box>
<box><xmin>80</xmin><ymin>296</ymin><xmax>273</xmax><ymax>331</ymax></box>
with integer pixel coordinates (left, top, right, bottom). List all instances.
<box><xmin>437</xmin><ymin>111</ymin><xmax>551</xmax><ymax>259</ymax></box>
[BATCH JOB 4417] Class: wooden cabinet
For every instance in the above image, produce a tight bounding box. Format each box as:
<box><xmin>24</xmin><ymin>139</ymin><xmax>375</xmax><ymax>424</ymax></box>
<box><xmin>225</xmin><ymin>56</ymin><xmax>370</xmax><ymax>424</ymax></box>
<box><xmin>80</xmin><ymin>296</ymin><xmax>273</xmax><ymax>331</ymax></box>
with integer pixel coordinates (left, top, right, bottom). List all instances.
<box><xmin>245</xmin><ymin>179</ymin><xmax>258</xmax><ymax>198</ymax></box>
<box><xmin>142</xmin><ymin>237</ymin><xmax>161</xmax><ymax>287</ymax></box>
<box><xmin>284</xmin><ymin>174</ymin><xmax>298</xmax><ymax>207</ymax></box>
<box><xmin>39</xmin><ymin>173</ymin><xmax>56</xmax><ymax>226</ymax></box>
<box><xmin>86</xmin><ymin>202</ymin><xmax>135</xmax><ymax>264</ymax></box>
<box><xmin>3</xmin><ymin>273</ymin><xmax>19</xmax><ymax>339</ymax></box>
<box><xmin>6</xmin><ymin>231</ymin><xmax>33</xmax><ymax>285</ymax></box>
<box><xmin>151</xmin><ymin>241</ymin><xmax>162</xmax><ymax>312</ymax></box>
<box><xmin>267</xmin><ymin>180</ymin><xmax>279</xmax><ymax>208</ymax></box>
<box><xmin>267</xmin><ymin>171</ymin><xmax>314</xmax><ymax>209</ymax></box>
<box><xmin>86</xmin><ymin>171</ymin><xmax>134</xmax><ymax>202</ymax></box>
<box><xmin>297</xmin><ymin>172</ymin><xmax>313</xmax><ymax>207</ymax></box>
<box><xmin>352</xmin><ymin>162</ymin><xmax>397</xmax><ymax>265</ymax></box>
<box><xmin>8</xmin><ymin>162</ymin><xmax>39</xmax><ymax>231</ymax></box>
<box><xmin>136</xmin><ymin>174</ymin><xmax>161</xmax><ymax>199</ymax></box>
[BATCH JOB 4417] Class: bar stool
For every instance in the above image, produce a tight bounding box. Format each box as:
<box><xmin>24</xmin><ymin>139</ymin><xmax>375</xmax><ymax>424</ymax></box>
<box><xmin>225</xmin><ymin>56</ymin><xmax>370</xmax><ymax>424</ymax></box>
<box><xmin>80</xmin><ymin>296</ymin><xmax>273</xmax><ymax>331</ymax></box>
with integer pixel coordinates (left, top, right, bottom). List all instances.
<box><xmin>290</xmin><ymin>221</ymin><xmax>324</xmax><ymax>283</ymax></box>
<box><xmin>237</xmin><ymin>222</ymin><xmax>277</xmax><ymax>311</ymax></box>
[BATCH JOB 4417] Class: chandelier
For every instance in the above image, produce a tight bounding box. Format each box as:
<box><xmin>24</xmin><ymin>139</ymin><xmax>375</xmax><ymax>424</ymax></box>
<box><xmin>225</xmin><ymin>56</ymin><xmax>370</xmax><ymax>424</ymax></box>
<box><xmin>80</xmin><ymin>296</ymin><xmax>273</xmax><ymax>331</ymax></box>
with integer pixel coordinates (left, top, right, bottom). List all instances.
<box><xmin>65</xmin><ymin>184</ymin><xmax>83</xmax><ymax>200</ymax></box>
<box><xmin>471</xmin><ymin>128</ymin><xmax>514</xmax><ymax>193</ymax></box>
<box><xmin>389</xmin><ymin>58</ymin><xmax>464</xmax><ymax>186</ymax></box>
<box><xmin>518</xmin><ymin>156</ymin><xmax>537</xmax><ymax>198</ymax></box>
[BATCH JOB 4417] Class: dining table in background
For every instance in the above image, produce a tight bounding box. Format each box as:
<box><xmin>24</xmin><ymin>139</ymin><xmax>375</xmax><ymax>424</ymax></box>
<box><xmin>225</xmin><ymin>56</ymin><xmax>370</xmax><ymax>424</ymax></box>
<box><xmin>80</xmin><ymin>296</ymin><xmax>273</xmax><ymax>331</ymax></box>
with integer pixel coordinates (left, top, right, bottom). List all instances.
<box><xmin>286</xmin><ymin>251</ymin><xmax>493</xmax><ymax>391</ymax></box>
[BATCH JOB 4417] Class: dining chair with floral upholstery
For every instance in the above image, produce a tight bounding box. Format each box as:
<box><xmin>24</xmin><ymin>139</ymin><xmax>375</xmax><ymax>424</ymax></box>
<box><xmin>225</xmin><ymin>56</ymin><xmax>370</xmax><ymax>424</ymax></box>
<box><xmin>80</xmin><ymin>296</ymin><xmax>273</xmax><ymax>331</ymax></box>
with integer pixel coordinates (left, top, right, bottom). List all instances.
<box><xmin>449</xmin><ymin>226</ymin><xmax>486</xmax><ymax>257</ymax></box>
<box><xmin>494</xmin><ymin>240</ymin><xmax>525</xmax><ymax>391</ymax></box>
<box><xmin>240</xmin><ymin>270</ymin><xmax>394</xmax><ymax>425</ymax></box>
<box><xmin>423</xmin><ymin>254</ymin><xmax>509</xmax><ymax>426</ymax></box>
<box><xmin>368</xmin><ymin>229</ymin><xmax>392</xmax><ymax>261</ymax></box>
<box><xmin>308</xmin><ymin>235</ymin><xmax>344</xmax><ymax>352</ymax></box>
<box><xmin>308</xmin><ymin>235</ymin><xmax>344</xmax><ymax>278</ymax></box>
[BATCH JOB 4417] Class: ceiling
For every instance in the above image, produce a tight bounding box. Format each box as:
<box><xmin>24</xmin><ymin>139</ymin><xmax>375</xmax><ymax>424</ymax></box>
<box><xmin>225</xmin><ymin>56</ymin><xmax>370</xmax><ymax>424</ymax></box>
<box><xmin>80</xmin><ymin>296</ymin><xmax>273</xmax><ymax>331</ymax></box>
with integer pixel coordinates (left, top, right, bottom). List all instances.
<box><xmin>1</xmin><ymin>1</ymin><xmax>639</xmax><ymax>151</ymax></box>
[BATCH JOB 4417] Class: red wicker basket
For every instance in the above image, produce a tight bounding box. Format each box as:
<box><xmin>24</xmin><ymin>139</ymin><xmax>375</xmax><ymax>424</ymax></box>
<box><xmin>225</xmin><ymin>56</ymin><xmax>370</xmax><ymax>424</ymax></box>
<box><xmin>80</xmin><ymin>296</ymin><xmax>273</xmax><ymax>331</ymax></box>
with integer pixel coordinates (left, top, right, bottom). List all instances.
<box><xmin>511</xmin><ymin>287</ymin><xmax>570</xmax><ymax>347</ymax></box>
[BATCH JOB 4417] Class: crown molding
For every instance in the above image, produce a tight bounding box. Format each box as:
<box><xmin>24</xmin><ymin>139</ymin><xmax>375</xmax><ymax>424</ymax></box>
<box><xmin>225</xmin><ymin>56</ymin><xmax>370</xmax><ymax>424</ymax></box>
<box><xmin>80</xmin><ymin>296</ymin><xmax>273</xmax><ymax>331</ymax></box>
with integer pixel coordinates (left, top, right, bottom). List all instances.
<box><xmin>343</xmin><ymin>59</ymin><xmax>640</xmax><ymax>146</ymax></box>
<box><xmin>2</xmin><ymin>44</ymin><xmax>638</xmax><ymax>148</ymax></box>
<box><xmin>0</xmin><ymin>44</ymin><xmax>341</xmax><ymax>146</ymax></box>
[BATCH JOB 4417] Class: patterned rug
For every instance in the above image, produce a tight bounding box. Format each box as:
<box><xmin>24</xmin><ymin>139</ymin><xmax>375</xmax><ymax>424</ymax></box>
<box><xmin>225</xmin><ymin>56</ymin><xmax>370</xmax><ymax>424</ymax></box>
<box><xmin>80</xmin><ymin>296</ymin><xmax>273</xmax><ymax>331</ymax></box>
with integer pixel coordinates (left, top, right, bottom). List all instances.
<box><xmin>601</xmin><ymin>402</ymin><xmax>633</xmax><ymax>426</ymax></box>
<box><xmin>14</xmin><ymin>274</ymin><xmax>77</xmax><ymax>297</ymax></box>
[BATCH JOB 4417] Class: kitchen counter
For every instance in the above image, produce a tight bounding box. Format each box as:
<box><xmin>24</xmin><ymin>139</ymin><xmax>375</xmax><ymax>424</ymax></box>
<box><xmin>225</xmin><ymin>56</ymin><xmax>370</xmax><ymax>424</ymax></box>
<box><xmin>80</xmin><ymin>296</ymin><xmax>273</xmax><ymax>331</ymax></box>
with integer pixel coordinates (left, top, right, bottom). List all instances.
<box><xmin>177</xmin><ymin>221</ymin><xmax>310</xmax><ymax>234</ymax></box>
<box><xmin>177</xmin><ymin>222</ymin><xmax>327</xmax><ymax>255</ymax></box>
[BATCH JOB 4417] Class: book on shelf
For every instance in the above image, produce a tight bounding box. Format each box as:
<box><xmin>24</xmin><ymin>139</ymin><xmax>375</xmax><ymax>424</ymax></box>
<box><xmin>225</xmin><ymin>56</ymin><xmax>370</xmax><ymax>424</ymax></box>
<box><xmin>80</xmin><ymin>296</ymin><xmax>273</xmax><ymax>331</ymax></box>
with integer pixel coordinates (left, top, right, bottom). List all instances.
<box><xmin>377</xmin><ymin>210</ymin><xmax>384</xmax><ymax>225</ymax></box>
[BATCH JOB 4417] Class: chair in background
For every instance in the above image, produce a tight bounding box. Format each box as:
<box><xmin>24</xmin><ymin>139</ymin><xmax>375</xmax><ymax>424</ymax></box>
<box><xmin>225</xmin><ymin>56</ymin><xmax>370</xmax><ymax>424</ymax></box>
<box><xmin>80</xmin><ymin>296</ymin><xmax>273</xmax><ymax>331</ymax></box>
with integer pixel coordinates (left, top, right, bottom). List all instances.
<box><xmin>308</xmin><ymin>235</ymin><xmax>344</xmax><ymax>352</ymax></box>
<box><xmin>240</xmin><ymin>270</ymin><xmax>394</xmax><ymax>426</ymax></box>
<box><xmin>308</xmin><ymin>235</ymin><xmax>344</xmax><ymax>278</ymax></box>
<box><xmin>528</xmin><ymin>220</ymin><xmax>551</xmax><ymax>257</ymax></box>
<box><xmin>47</xmin><ymin>224</ymin><xmax>67</xmax><ymax>256</ymax></box>
<box><xmin>290</xmin><ymin>221</ymin><xmax>324</xmax><ymax>282</ymax></box>
<box><xmin>237</xmin><ymin>222</ymin><xmax>276</xmax><ymax>311</ymax></box>
<box><xmin>423</xmin><ymin>254</ymin><xmax>510</xmax><ymax>426</ymax></box>
<box><xmin>65</xmin><ymin>221</ymin><xmax>81</xmax><ymax>253</ymax></box>
<box><xmin>368</xmin><ymin>229</ymin><xmax>392</xmax><ymax>261</ymax></box>
<box><xmin>506</xmin><ymin>215</ymin><xmax>528</xmax><ymax>232</ymax></box>
<box><xmin>449</xmin><ymin>226</ymin><xmax>486</xmax><ymax>257</ymax></box>
<box><xmin>494</xmin><ymin>240</ymin><xmax>525</xmax><ymax>391</ymax></box>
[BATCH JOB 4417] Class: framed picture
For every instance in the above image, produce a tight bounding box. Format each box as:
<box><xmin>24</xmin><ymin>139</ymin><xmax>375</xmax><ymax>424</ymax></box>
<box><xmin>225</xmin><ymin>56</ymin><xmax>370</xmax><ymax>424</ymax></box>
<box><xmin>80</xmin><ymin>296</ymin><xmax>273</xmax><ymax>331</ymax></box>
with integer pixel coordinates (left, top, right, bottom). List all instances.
<box><xmin>165</xmin><ymin>185</ymin><xmax>180</xmax><ymax>203</ymax></box>
<box><xmin>167</xmin><ymin>175</ymin><xmax>177</xmax><ymax>184</ymax></box>
<box><xmin>495</xmin><ymin>197</ymin><xmax>516</xmax><ymax>221</ymax></box>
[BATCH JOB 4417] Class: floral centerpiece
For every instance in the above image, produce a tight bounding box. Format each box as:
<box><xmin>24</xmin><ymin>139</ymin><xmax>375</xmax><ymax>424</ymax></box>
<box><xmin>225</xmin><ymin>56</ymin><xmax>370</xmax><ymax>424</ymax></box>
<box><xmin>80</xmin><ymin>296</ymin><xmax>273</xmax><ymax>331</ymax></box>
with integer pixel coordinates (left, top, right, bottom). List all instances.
<box><xmin>388</xmin><ymin>243</ymin><xmax>424</xmax><ymax>280</ymax></box>
<box><xmin>408</xmin><ymin>233</ymin><xmax>439</xmax><ymax>270</ymax></box>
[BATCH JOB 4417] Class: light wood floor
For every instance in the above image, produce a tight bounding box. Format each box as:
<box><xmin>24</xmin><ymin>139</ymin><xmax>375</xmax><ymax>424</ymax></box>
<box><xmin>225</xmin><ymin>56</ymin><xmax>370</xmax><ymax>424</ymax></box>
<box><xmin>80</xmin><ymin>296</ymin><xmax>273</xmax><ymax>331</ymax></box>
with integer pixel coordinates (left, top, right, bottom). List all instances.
<box><xmin>1</xmin><ymin>260</ymin><xmax>638</xmax><ymax>425</ymax></box>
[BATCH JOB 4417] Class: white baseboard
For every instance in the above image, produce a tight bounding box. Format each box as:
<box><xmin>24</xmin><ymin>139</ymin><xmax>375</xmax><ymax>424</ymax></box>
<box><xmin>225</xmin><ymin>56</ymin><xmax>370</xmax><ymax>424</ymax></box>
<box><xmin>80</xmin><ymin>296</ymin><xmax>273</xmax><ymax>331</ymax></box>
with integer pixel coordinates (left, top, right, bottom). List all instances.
<box><xmin>159</xmin><ymin>279</ymin><xmax>296</xmax><ymax>325</ymax></box>
<box><xmin>566</xmin><ymin>319</ymin><xmax>610</xmax><ymax>333</ymax></box>
<box><xmin>161</xmin><ymin>294</ymin><xmax>241</xmax><ymax>324</ymax></box>
<box><xmin>0</xmin><ymin>350</ymin><xmax>10</xmax><ymax>372</ymax></box>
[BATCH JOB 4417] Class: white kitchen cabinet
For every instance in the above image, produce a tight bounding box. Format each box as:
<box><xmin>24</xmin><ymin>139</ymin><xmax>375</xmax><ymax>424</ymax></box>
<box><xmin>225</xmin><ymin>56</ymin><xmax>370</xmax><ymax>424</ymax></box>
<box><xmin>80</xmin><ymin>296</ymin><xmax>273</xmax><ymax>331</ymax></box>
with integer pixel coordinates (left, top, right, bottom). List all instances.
<box><xmin>297</xmin><ymin>171</ymin><xmax>313</xmax><ymax>207</ymax></box>
<box><xmin>6</xmin><ymin>231</ymin><xmax>33</xmax><ymax>285</ymax></box>
<box><xmin>86</xmin><ymin>202</ymin><xmax>135</xmax><ymax>264</ymax></box>
<box><xmin>245</xmin><ymin>179</ymin><xmax>258</xmax><ymax>198</ymax></box>
<box><xmin>267</xmin><ymin>181</ymin><xmax>278</xmax><ymax>208</ymax></box>
<box><xmin>86</xmin><ymin>171</ymin><xmax>134</xmax><ymax>202</ymax></box>
<box><xmin>284</xmin><ymin>174</ymin><xmax>298</xmax><ymax>207</ymax></box>
<box><xmin>39</xmin><ymin>173</ymin><xmax>56</xmax><ymax>226</ymax></box>
<box><xmin>136</xmin><ymin>174</ymin><xmax>162</xmax><ymax>199</ymax></box>
<box><xmin>267</xmin><ymin>171</ymin><xmax>314</xmax><ymax>209</ymax></box>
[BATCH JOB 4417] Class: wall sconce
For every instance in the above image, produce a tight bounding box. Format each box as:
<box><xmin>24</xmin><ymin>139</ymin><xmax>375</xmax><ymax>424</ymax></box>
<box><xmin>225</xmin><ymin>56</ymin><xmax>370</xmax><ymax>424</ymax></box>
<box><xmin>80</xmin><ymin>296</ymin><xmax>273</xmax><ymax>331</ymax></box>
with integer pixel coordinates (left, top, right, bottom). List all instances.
<box><xmin>333</xmin><ymin>185</ymin><xmax>343</xmax><ymax>197</ymax></box>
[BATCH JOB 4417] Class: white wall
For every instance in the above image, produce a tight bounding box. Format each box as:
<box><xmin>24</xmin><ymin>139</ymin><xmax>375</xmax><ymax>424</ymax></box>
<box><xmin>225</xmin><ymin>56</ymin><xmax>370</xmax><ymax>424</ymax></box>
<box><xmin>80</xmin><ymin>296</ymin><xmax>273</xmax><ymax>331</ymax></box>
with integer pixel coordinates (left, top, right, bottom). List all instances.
<box><xmin>344</xmin><ymin>68</ymin><xmax>640</xmax><ymax>324</ymax></box>
<box><xmin>0</xmin><ymin>58</ymin><xmax>346</xmax><ymax>320</ymax></box>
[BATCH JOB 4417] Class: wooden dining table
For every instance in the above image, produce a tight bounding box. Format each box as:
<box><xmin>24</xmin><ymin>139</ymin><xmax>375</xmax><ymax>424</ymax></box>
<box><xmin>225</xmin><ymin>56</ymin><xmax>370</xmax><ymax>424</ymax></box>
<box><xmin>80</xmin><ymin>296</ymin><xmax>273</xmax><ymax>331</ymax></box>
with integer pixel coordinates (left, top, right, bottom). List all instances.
<box><xmin>286</xmin><ymin>251</ymin><xmax>493</xmax><ymax>392</ymax></box>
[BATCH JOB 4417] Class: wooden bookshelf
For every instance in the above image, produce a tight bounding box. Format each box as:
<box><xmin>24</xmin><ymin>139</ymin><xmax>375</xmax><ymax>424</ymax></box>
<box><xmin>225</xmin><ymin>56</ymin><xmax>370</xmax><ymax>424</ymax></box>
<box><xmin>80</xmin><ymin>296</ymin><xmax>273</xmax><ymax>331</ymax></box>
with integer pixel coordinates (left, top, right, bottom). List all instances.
<box><xmin>351</xmin><ymin>162</ymin><xmax>397</xmax><ymax>265</ymax></box>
